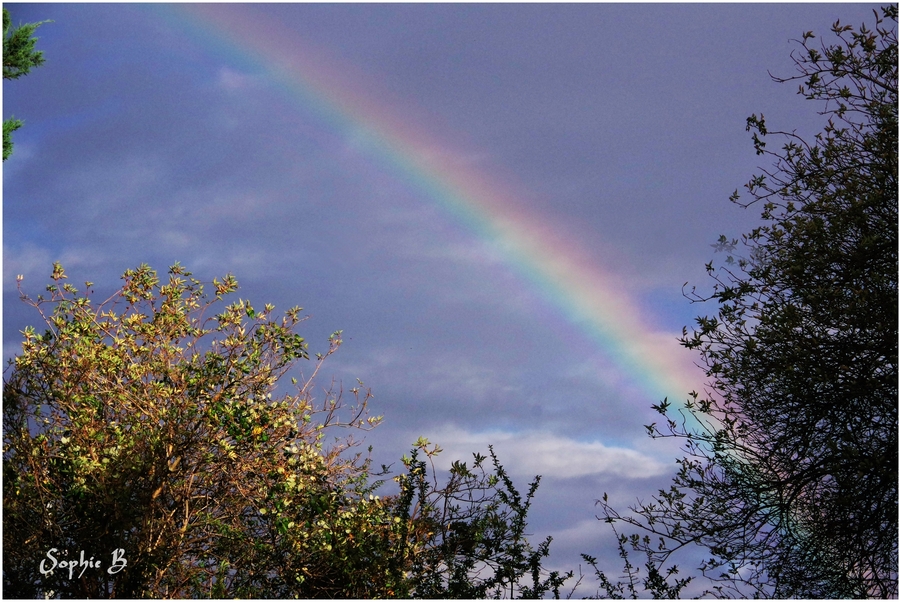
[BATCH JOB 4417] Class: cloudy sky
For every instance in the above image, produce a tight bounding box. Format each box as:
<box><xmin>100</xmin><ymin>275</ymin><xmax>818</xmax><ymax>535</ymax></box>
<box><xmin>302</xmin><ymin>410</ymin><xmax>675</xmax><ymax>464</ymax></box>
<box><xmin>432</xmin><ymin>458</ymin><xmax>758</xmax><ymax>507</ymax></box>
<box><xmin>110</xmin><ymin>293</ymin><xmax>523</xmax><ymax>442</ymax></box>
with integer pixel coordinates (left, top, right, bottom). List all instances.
<box><xmin>3</xmin><ymin>2</ymin><xmax>881</xmax><ymax>592</ymax></box>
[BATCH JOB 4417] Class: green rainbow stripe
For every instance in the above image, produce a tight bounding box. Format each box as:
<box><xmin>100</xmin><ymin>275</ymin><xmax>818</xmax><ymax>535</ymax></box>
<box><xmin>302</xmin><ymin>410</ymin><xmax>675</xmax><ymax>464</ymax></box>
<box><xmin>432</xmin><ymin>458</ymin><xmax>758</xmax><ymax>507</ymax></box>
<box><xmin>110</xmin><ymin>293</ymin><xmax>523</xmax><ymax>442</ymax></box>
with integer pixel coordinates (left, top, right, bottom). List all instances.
<box><xmin>155</xmin><ymin>4</ymin><xmax>701</xmax><ymax>406</ymax></box>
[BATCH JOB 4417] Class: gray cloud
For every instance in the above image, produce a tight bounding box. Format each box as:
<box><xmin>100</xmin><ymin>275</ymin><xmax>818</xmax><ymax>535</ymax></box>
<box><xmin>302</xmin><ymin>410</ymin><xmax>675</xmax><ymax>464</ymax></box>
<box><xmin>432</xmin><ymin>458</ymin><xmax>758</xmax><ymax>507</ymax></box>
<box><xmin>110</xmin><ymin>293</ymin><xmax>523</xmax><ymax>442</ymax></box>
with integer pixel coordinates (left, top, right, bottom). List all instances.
<box><xmin>4</xmin><ymin>1</ymin><xmax>879</xmax><ymax>583</ymax></box>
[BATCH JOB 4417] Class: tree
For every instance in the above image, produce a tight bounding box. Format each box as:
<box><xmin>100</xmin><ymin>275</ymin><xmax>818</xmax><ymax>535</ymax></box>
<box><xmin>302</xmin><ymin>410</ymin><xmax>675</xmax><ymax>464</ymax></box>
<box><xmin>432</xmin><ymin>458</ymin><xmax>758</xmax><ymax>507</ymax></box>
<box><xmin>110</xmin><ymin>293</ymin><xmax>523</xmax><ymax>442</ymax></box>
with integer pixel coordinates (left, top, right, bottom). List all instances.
<box><xmin>3</xmin><ymin>263</ymin><xmax>568</xmax><ymax>598</ymax></box>
<box><xmin>3</xmin><ymin>7</ymin><xmax>48</xmax><ymax>161</ymax></box>
<box><xmin>597</xmin><ymin>7</ymin><xmax>897</xmax><ymax>598</ymax></box>
<box><xmin>579</xmin><ymin>517</ymin><xmax>692</xmax><ymax>600</ymax></box>
<box><xmin>391</xmin><ymin>440</ymin><xmax>571</xmax><ymax>599</ymax></box>
<box><xmin>3</xmin><ymin>263</ymin><xmax>376</xmax><ymax>597</ymax></box>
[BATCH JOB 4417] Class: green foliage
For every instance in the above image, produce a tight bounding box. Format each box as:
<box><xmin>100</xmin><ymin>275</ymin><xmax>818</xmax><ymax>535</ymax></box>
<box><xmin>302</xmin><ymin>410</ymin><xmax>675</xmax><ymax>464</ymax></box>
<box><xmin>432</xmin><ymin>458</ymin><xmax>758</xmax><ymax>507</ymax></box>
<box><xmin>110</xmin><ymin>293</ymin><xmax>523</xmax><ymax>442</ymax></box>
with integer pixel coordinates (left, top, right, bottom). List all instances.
<box><xmin>580</xmin><ymin>519</ymin><xmax>690</xmax><ymax>600</ymax></box>
<box><xmin>2</xmin><ymin>7</ymin><xmax>48</xmax><ymax>160</ymax></box>
<box><xmin>597</xmin><ymin>7</ymin><xmax>897</xmax><ymax>599</ymax></box>
<box><xmin>3</xmin><ymin>263</ymin><xmax>566</xmax><ymax>598</ymax></box>
<box><xmin>3</xmin><ymin>8</ymin><xmax>47</xmax><ymax>80</ymax></box>
<box><xmin>3</xmin><ymin>263</ymin><xmax>373</xmax><ymax>597</ymax></box>
<box><xmin>3</xmin><ymin>115</ymin><xmax>23</xmax><ymax>161</ymax></box>
<box><xmin>390</xmin><ymin>440</ymin><xmax>572</xmax><ymax>599</ymax></box>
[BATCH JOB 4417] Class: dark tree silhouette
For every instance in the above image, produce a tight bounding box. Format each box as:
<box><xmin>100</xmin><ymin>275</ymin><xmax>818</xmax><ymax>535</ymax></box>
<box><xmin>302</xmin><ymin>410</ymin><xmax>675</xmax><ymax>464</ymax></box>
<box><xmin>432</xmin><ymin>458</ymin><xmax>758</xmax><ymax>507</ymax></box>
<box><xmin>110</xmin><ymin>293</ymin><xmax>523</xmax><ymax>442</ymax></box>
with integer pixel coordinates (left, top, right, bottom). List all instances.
<box><xmin>597</xmin><ymin>7</ymin><xmax>897</xmax><ymax>598</ymax></box>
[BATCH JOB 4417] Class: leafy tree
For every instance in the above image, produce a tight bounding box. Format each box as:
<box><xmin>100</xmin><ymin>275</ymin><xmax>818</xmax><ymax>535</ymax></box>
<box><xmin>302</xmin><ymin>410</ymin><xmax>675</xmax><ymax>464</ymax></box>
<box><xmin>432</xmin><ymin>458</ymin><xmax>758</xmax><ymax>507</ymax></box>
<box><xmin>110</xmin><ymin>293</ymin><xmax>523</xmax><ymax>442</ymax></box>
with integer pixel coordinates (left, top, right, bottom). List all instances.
<box><xmin>578</xmin><ymin>517</ymin><xmax>691</xmax><ymax>600</ymax></box>
<box><xmin>2</xmin><ymin>7</ymin><xmax>48</xmax><ymax>161</ymax></box>
<box><xmin>596</xmin><ymin>7</ymin><xmax>897</xmax><ymax>598</ymax></box>
<box><xmin>3</xmin><ymin>263</ymin><xmax>567</xmax><ymax>598</ymax></box>
<box><xmin>390</xmin><ymin>440</ymin><xmax>572</xmax><ymax>599</ymax></box>
<box><xmin>3</xmin><ymin>263</ymin><xmax>376</xmax><ymax>597</ymax></box>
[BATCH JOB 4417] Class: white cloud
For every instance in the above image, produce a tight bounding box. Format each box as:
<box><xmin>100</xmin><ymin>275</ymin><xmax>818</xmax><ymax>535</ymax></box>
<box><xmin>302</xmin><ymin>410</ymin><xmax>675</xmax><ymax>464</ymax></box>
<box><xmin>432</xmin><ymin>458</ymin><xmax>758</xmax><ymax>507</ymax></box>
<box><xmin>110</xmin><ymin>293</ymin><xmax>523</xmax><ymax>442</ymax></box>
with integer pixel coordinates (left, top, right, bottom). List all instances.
<box><xmin>551</xmin><ymin>517</ymin><xmax>611</xmax><ymax>551</ymax></box>
<box><xmin>333</xmin><ymin>345</ymin><xmax>520</xmax><ymax>406</ymax></box>
<box><xmin>420</xmin><ymin>353</ymin><xmax>520</xmax><ymax>402</ymax></box>
<box><xmin>413</xmin><ymin>426</ymin><xmax>669</xmax><ymax>481</ymax></box>
<box><xmin>4</xmin><ymin>243</ymin><xmax>54</xmax><ymax>287</ymax></box>
<box><xmin>65</xmin><ymin>156</ymin><xmax>165</xmax><ymax>219</ymax></box>
<box><xmin>3</xmin><ymin>243</ymin><xmax>121</xmax><ymax>290</ymax></box>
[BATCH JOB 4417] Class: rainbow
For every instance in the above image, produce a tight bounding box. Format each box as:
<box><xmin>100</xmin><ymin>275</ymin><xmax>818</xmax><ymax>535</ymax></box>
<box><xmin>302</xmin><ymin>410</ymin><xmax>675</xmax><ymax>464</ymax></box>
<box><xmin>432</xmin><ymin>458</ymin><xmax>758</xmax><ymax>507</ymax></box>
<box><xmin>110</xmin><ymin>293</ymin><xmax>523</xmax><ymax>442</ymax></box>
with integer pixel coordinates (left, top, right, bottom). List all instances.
<box><xmin>152</xmin><ymin>4</ymin><xmax>702</xmax><ymax>407</ymax></box>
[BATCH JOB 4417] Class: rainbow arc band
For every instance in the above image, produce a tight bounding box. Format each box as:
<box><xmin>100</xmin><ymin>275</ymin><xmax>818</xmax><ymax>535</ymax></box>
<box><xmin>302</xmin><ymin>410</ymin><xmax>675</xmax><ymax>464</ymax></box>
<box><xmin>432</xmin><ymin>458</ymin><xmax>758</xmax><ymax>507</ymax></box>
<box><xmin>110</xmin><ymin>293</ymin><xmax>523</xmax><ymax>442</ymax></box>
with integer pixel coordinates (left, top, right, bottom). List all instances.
<box><xmin>153</xmin><ymin>3</ymin><xmax>702</xmax><ymax>410</ymax></box>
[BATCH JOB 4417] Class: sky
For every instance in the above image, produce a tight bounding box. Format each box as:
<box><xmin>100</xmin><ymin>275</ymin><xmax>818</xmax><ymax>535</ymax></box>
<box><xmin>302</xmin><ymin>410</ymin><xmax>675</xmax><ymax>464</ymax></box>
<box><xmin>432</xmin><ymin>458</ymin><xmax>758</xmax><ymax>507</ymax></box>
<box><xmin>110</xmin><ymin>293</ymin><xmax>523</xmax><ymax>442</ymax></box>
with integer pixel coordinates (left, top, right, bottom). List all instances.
<box><xmin>2</xmin><ymin>2</ymin><xmax>884</xmax><ymax>594</ymax></box>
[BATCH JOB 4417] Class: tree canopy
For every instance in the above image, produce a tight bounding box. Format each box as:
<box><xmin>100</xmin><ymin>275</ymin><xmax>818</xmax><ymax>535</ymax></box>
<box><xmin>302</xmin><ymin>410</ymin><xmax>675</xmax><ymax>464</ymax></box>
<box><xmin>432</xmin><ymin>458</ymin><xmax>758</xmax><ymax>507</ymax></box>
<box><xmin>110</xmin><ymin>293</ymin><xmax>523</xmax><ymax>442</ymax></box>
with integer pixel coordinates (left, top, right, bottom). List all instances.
<box><xmin>2</xmin><ymin>7</ymin><xmax>48</xmax><ymax>161</ymax></box>
<box><xmin>597</xmin><ymin>6</ymin><xmax>898</xmax><ymax>598</ymax></box>
<box><xmin>3</xmin><ymin>263</ymin><xmax>569</xmax><ymax>598</ymax></box>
